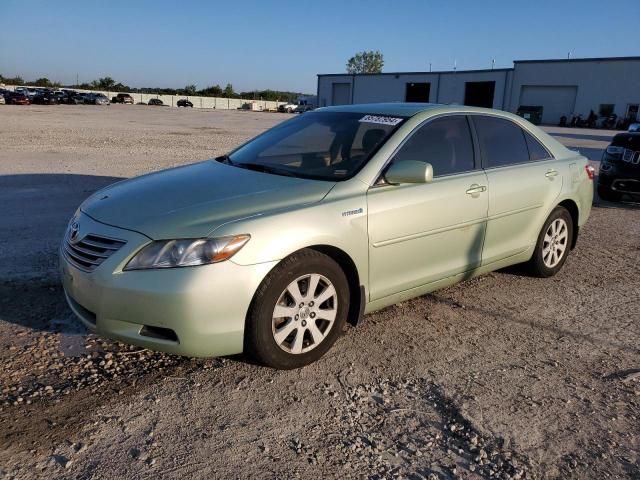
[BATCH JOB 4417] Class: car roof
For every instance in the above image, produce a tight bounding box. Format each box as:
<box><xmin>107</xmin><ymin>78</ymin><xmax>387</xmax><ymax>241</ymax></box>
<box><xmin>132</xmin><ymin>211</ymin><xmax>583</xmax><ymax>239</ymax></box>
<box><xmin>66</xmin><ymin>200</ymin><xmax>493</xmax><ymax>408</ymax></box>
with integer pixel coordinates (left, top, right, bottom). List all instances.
<box><xmin>315</xmin><ymin>102</ymin><xmax>520</xmax><ymax>118</ymax></box>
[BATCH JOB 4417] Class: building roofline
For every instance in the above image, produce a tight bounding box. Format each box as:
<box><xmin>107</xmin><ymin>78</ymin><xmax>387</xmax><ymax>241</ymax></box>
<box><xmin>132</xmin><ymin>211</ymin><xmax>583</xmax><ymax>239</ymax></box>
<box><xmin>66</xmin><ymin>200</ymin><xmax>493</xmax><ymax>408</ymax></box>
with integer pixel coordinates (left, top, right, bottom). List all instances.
<box><xmin>514</xmin><ymin>56</ymin><xmax>640</xmax><ymax>64</ymax></box>
<box><xmin>317</xmin><ymin>67</ymin><xmax>513</xmax><ymax>77</ymax></box>
<box><xmin>317</xmin><ymin>56</ymin><xmax>640</xmax><ymax>78</ymax></box>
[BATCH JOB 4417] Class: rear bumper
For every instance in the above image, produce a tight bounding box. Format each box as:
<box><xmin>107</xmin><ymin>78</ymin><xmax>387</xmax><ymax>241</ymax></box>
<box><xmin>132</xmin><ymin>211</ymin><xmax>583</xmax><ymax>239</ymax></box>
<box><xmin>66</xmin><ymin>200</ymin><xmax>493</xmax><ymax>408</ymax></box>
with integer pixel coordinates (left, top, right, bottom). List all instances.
<box><xmin>60</xmin><ymin>212</ymin><xmax>277</xmax><ymax>357</ymax></box>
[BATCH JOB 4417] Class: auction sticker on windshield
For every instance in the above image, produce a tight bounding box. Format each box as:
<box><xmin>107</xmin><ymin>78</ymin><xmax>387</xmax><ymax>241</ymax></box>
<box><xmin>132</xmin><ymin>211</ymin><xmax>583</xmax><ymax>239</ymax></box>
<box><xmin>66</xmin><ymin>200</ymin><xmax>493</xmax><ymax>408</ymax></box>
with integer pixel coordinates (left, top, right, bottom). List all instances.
<box><xmin>359</xmin><ymin>115</ymin><xmax>403</xmax><ymax>126</ymax></box>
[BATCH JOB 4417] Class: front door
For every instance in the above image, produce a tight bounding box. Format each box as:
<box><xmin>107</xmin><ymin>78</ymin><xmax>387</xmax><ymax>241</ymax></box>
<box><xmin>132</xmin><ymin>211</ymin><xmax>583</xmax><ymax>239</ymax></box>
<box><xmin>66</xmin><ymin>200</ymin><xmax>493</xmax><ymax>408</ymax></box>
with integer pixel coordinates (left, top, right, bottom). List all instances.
<box><xmin>367</xmin><ymin>115</ymin><xmax>488</xmax><ymax>301</ymax></box>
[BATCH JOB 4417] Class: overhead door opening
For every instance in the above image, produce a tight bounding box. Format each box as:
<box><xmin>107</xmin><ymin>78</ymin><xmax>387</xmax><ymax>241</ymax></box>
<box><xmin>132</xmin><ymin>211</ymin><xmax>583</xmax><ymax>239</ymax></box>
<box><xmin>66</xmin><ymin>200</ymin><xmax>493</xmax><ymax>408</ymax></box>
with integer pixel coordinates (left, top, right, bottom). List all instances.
<box><xmin>518</xmin><ymin>85</ymin><xmax>578</xmax><ymax>125</ymax></box>
<box><xmin>464</xmin><ymin>81</ymin><xmax>495</xmax><ymax>108</ymax></box>
<box><xmin>331</xmin><ymin>83</ymin><xmax>351</xmax><ymax>105</ymax></box>
<box><xmin>405</xmin><ymin>82</ymin><xmax>430</xmax><ymax>102</ymax></box>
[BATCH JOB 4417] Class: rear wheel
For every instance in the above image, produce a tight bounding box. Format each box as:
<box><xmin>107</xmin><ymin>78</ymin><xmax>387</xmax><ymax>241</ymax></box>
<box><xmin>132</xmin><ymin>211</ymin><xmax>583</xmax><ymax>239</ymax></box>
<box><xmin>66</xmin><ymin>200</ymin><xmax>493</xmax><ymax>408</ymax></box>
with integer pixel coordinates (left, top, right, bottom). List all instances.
<box><xmin>527</xmin><ymin>206</ymin><xmax>573</xmax><ymax>277</ymax></box>
<box><xmin>245</xmin><ymin>249</ymin><xmax>349</xmax><ymax>369</ymax></box>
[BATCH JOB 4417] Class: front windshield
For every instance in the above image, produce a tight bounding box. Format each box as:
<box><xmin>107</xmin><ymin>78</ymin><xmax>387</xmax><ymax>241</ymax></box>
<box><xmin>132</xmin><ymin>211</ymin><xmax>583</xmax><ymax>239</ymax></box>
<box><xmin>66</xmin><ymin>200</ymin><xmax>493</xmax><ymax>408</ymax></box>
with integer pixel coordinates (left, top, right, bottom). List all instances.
<box><xmin>227</xmin><ymin>111</ymin><xmax>406</xmax><ymax>181</ymax></box>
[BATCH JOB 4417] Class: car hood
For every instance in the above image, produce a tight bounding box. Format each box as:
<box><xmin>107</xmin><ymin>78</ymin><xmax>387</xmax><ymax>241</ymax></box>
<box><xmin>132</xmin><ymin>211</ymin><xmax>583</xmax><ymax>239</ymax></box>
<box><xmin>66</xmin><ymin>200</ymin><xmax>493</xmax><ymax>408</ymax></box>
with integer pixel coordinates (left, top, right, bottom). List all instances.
<box><xmin>81</xmin><ymin>160</ymin><xmax>336</xmax><ymax>239</ymax></box>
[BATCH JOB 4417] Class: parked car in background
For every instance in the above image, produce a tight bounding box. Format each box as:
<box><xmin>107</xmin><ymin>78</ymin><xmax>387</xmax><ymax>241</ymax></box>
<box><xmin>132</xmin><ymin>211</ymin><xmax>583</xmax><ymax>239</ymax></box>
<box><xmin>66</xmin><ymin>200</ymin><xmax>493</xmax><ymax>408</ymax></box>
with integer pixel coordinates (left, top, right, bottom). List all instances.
<box><xmin>0</xmin><ymin>94</ymin><xmax>5</xmax><ymax>105</ymax></box>
<box><xmin>67</xmin><ymin>93</ymin><xmax>86</xmax><ymax>105</ymax></box>
<box><xmin>177</xmin><ymin>99</ymin><xmax>193</xmax><ymax>107</ymax></box>
<box><xmin>4</xmin><ymin>92</ymin><xmax>30</xmax><ymax>105</ymax></box>
<box><xmin>14</xmin><ymin>87</ymin><xmax>38</xmax><ymax>100</ymax></box>
<box><xmin>32</xmin><ymin>90</ymin><xmax>59</xmax><ymax>105</ymax></box>
<box><xmin>87</xmin><ymin>93</ymin><xmax>110</xmax><ymax>105</ymax></box>
<box><xmin>597</xmin><ymin>131</ymin><xmax>640</xmax><ymax>201</ymax></box>
<box><xmin>628</xmin><ymin>123</ymin><xmax>640</xmax><ymax>133</ymax></box>
<box><xmin>60</xmin><ymin>103</ymin><xmax>593</xmax><ymax>369</ymax></box>
<box><xmin>111</xmin><ymin>93</ymin><xmax>134</xmax><ymax>104</ymax></box>
<box><xmin>278</xmin><ymin>97</ymin><xmax>317</xmax><ymax>113</ymax></box>
<box><xmin>148</xmin><ymin>98</ymin><xmax>164</xmax><ymax>106</ymax></box>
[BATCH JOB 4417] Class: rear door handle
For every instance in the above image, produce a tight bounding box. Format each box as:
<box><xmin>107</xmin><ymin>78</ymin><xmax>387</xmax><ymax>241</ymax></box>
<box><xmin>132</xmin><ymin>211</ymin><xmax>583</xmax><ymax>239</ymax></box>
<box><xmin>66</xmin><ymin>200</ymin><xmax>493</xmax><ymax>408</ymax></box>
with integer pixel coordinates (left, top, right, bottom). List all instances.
<box><xmin>466</xmin><ymin>184</ymin><xmax>487</xmax><ymax>195</ymax></box>
<box><xmin>545</xmin><ymin>169</ymin><xmax>559</xmax><ymax>178</ymax></box>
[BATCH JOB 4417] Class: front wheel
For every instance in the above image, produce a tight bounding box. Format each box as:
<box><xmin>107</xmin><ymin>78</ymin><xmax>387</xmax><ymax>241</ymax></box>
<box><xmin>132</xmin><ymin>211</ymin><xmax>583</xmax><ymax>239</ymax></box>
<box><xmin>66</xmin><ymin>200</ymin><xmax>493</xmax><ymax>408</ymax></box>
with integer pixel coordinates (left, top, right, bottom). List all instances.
<box><xmin>527</xmin><ymin>206</ymin><xmax>574</xmax><ymax>277</ymax></box>
<box><xmin>245</xmin><ymin>249</ymin><xmax>349</xmax><ymax>369</ymax></box>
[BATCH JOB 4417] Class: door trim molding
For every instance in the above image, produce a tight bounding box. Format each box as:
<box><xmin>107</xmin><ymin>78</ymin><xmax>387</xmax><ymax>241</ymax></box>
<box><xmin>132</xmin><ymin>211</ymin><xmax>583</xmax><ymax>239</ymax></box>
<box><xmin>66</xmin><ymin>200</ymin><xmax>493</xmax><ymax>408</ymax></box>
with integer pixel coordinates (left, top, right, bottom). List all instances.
<box><xmin>371</xmin><ymin>217</ymin><xmax>486</xmax><ymax>248</ymax></box>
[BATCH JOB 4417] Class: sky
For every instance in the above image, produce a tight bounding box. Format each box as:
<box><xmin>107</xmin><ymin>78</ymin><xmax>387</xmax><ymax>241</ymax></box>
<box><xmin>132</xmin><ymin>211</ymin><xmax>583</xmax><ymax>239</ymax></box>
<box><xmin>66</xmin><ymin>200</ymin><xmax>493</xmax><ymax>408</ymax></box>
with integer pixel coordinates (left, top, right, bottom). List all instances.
<box><xmin>1</xmin><ymin>0</ymin><xmax>639</xmax><ymax>94</ymax></box>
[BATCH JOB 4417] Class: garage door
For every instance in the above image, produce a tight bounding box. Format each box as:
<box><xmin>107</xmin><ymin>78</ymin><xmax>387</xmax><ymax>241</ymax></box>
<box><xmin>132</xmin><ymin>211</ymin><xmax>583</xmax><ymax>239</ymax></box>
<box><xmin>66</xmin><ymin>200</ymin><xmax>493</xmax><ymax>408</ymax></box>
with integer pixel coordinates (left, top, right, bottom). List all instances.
<box><xmin>519</xmin><ymin>85</ymin><xmax>577</xmax><ymax>125</ymax></box>
<box><xmin>332</xmin><ymin>83</ymin><xmax>351</xmax><ymax>105</ymax></box>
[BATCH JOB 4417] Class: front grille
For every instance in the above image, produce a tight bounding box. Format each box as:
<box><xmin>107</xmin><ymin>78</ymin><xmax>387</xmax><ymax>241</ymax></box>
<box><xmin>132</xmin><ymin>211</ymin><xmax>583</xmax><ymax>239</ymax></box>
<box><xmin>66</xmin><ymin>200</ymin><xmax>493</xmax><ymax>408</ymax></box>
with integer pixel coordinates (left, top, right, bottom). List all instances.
<box><xmin>622</xmin><ymin>149</ymin><xmax>640</xmax><ymax>164</ymax></box>
<box><xmin>63</xmin><ymin>233</ymin><xmax>126</xmax><ymax>272</ymax></box>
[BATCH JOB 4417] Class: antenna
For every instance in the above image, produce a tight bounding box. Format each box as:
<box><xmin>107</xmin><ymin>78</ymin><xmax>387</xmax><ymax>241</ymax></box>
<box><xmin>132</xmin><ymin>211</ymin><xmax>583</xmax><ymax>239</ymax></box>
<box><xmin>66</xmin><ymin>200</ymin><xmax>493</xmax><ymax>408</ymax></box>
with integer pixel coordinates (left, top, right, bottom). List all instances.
<box><xmin>491</xmin><ymin>59</ymin><xmax>495</xmax><ymax>70</ymax></box>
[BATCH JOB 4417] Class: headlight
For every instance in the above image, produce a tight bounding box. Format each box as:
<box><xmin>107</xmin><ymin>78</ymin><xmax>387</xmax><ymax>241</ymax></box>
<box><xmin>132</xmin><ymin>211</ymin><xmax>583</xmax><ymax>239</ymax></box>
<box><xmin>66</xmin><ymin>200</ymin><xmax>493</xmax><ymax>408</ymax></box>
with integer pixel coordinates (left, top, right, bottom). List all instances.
<box><xmin>124</xmin><ymin>235</ymin><xmax>250</xmax><ymax>270</ymax></box>
<box><xmin>606</xmin><ymin>146</ymin><xmax>624</xmax><ymax>156</ymax></box>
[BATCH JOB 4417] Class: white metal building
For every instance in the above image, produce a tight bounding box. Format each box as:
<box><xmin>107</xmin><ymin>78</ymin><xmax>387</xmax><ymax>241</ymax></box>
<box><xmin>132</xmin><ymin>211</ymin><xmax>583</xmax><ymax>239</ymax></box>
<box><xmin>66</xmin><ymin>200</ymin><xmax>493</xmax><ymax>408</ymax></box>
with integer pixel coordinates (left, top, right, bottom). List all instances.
<box><xmin>317</xmin><ymin>56</ymin><xmax>640</xmax><ymax>125</ymax></box>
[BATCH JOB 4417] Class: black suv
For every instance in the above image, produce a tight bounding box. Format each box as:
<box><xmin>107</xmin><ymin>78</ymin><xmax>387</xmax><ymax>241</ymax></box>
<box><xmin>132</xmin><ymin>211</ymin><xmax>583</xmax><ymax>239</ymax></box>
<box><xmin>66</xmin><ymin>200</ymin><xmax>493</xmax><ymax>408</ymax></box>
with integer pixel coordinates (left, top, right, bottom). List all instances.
<box><xmin>598</xmin><ymin>132</ymin><xmax>640</xmax><ymax>201</ymax></box>
<box><xmin>177</xmin><ymin>99</ymin><xmax>193</xmax><ymax>107</ymax></box>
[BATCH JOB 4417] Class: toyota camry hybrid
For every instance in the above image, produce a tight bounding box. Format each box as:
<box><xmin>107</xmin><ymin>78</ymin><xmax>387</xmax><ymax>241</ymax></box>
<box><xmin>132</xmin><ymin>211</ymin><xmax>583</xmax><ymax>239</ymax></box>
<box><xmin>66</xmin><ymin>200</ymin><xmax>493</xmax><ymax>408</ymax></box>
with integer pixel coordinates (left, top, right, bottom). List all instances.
<box><xmin>60</xmin><ymin>103</ymin><xmax>594</xmax><ymax>369</ymax></box>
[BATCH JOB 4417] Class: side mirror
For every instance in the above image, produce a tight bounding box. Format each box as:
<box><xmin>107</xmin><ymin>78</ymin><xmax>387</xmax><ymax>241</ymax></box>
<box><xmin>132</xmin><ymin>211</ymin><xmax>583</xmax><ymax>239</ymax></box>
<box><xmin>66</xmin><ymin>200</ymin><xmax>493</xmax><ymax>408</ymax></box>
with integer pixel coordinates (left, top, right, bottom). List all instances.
<box><xmin>384</xmin><ymin>160</ymin><xmax>433</xmax><ymax>184</ymax></box>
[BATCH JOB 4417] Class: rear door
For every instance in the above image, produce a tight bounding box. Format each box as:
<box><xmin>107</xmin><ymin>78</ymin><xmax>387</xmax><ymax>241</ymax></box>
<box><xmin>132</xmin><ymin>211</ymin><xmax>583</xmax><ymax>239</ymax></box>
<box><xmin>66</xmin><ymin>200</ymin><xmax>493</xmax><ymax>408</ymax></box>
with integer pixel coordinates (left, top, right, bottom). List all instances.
<box><xmin>367</xmin><ymin>115</ymin><xmax>488</xmax><ymax>300</ymax></box>
<box><xmin>471</xmin><ymin>115</ymin><xmax>562</xmax><ymax>264</ymax></box>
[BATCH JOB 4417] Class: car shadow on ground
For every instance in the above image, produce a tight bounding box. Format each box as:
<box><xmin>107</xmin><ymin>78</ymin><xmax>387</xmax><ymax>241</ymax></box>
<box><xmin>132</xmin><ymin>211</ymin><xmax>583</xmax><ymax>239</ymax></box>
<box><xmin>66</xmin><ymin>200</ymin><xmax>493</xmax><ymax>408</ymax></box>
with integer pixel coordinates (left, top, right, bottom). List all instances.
<box><xmin>0</xmin><ymin>173</ymin><xmax>125</xmax><ymax>335</ymax></box>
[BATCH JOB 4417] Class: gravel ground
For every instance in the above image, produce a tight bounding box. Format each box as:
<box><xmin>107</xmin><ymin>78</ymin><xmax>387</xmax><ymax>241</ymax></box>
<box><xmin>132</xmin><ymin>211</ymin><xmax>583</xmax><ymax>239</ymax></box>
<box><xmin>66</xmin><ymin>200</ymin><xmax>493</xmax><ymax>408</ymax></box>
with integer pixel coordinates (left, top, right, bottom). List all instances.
<box><xmin>0</xmin><ymin>105</ymin><xmax>638</xmax><ymax>479</ymax></box>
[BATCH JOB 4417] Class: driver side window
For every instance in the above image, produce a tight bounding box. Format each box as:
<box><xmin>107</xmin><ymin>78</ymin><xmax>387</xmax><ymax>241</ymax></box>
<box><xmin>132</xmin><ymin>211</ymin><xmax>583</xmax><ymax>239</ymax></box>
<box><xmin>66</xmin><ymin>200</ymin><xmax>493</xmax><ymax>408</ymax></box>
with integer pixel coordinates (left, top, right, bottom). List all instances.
<box><xmin>391</xmin><ymin>115</ymin><xmax>475</xmax><ymax>177</ymax></box>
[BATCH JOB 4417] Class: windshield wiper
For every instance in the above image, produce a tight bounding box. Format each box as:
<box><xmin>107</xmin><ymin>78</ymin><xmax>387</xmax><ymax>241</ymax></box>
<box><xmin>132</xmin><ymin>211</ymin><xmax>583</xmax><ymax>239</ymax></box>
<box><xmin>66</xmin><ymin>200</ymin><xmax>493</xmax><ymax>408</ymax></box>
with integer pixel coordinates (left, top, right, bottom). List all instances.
<box><xmin>215</xmin><ymin>154</ymin><xmax>234</xmax><ymax>165</ymax></box>
<box><xmin>235</xmin><ymin>162</ymin><xmax>297</xmax><ymax>177</ymax></box>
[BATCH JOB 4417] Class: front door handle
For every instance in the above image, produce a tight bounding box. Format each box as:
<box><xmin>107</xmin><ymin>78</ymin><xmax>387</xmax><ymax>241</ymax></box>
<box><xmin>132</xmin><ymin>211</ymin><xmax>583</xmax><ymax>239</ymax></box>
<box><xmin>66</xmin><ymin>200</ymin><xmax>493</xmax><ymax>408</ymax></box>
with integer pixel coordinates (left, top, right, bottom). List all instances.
<box><xmin>545</xmin><ymin>169</ymin><xmax>559</xmax><ymax>178</ymax></box>
<box><xmin>466</xmin><ymin>184</ymin><xmax>487</xmax><ymax>196</ymax></box>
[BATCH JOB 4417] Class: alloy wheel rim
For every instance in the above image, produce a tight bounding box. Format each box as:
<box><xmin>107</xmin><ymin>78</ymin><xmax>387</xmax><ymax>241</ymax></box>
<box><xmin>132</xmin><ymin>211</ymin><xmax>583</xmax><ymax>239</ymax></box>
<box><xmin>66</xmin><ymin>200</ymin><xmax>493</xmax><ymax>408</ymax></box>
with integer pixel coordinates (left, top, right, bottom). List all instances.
<box><xmin>271</xmin><ymin>273</ymin><xmax>338</xmax><ymax>354</ymax></box>
<box><xmin>542</xmin><ymin>218</ymin><xmax>568</xmax><ymax>268</ymax></box>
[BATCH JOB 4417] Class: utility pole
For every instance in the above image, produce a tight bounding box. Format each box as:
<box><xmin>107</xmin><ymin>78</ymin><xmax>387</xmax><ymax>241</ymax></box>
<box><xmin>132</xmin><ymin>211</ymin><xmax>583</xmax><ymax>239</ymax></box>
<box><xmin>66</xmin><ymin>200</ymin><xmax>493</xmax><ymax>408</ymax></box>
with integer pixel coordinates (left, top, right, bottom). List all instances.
<box><xmin>76</xmin><ymin>73</ymin><xmax>79</xmax><ymax>86</ymax></box>
<box><xmin>429</xmin><ymin>62</ymin><xmax>432</xmax><ymax>72</ymax></box>
<box><xmin>491</xmin><ymin>59</ymin><xmax>495</xmax><ymax>70</ymax></box>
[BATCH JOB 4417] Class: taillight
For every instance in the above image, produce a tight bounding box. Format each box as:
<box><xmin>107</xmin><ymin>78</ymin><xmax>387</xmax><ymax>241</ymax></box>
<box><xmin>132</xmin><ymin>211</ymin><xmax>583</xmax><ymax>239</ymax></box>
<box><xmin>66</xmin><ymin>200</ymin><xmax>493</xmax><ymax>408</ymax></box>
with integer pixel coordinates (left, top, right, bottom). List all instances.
<box><xmin>585</xmin><ymin>165</ymin><xmax>595</xmax><ymax>180</ymax></box>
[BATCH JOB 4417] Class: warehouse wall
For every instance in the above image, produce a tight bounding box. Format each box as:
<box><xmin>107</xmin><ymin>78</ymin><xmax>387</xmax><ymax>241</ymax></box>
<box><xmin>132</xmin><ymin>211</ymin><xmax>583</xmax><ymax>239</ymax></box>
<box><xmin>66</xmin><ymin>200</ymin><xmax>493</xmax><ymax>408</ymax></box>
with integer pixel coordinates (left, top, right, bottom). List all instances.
<box><xmin>317</xmin><ymin>57</ymin><xmax>640</xmax><ymax>125</ymax></box>
<box><xmin>318</xmin><ymin>70</ymin><xmax>511</xmax><ymax>110</ymax></box>
<box><xmin>508</xmin><ymin>58</ymin><xmax>640</xmax><ymax>121</ymax></box>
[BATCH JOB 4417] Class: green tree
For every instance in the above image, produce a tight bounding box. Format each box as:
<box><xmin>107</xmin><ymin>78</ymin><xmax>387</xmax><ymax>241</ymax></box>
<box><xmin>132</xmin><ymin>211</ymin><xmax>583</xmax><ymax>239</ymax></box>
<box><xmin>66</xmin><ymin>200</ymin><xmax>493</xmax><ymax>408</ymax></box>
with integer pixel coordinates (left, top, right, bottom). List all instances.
<box><xmin>1</xmin><ymin>75</ymin><xmax>24</xmax><ymax>85</ymax></box>
<box><xmin>184</xmin><ymin>84</ymin><xmax>197</xmax><ymax>95</ymax></box>
<box><xmin>198</xmin><ymin>84</ymin><xmax>222</xmax><ymax>97</ymax></box>
<box><xmin>91</xmin><ymin>77</ymin><xmax>116</xmax><ymax>90</ymax></box>
<box><xmin>346</xmin><ymin>50</ymin><xmax>384</xmax><ymax>74</ymax></box>
<box><xmin>34</xmin><ymin>78</ymin><xmax>52</xmax><ymax>87</ymax></box>
<box><xmin>224</xmin><ymin>83</ymin><xmax>235</xmax><ymax>97</ymax></box>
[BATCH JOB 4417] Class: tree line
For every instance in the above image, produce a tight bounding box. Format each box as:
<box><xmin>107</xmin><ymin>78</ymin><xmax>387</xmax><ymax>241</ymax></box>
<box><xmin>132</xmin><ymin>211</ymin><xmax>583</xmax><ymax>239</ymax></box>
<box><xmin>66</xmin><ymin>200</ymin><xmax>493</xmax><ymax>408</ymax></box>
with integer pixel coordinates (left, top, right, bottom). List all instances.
<box><xmin>0</xmin><ymin>74</ymin><xmax>307</xmax><ymax>101</ymax></box>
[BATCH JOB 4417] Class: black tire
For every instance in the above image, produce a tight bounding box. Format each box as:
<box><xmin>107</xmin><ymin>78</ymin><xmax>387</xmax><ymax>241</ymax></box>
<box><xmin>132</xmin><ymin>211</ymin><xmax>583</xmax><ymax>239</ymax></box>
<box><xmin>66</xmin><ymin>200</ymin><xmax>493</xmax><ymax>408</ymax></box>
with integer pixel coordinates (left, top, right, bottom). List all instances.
<box><xmin>597</xmin><ymin>185</ymin><xmax>622</xmax><ymax>202</ymax></box>
<box><xmin>527</xmin><ymin>206</ymin><xmax>574</xmax><ymax>278</ymax></box>
<box><xmin>245</xmin><ymin>249</ymin><xmax>350</xmax><ymax>369</ymax></box>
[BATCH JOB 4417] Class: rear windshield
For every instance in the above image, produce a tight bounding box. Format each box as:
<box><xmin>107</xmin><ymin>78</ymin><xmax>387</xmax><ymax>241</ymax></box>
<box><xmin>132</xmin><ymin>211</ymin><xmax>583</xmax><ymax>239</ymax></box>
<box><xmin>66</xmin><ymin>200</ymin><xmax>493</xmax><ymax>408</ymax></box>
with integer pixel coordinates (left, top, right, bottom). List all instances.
<box><xmin>227</xmin><ymin>111</ymin><xmax>406</xmax><ymax>181</ymax></box>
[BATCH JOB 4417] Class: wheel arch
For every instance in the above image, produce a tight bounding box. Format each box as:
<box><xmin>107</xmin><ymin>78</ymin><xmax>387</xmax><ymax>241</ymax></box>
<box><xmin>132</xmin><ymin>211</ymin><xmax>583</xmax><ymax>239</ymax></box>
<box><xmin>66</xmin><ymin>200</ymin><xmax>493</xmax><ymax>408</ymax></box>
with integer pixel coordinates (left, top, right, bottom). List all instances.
<box><xmin>557</xmin><ymin>199</ymin><xmax>580</xmax><ymax>249</ymax></box>
<box><xmin>305</xmin><ymin>245</ymin><xmax>365</xmax><ymax>327</ymax></box>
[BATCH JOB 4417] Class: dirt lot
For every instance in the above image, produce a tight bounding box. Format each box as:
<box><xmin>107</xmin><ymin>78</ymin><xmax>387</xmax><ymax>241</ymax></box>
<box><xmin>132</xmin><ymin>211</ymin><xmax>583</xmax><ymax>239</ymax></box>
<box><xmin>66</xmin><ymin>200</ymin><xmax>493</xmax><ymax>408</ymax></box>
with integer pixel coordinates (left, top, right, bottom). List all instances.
<box><xmin>0</xmin><ymin>105</ymin><xmax>638</xmax><ymax>480</ymax></box>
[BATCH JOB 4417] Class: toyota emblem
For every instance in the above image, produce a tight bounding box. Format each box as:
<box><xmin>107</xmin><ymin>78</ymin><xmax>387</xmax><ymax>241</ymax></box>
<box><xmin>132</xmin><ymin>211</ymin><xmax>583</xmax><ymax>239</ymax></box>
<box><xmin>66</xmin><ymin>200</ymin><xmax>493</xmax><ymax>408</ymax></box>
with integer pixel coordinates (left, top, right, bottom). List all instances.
<box><xmin>69</xmin><ymin>221</ymin><xmax>79</xmax><ymax>242</ymax></box>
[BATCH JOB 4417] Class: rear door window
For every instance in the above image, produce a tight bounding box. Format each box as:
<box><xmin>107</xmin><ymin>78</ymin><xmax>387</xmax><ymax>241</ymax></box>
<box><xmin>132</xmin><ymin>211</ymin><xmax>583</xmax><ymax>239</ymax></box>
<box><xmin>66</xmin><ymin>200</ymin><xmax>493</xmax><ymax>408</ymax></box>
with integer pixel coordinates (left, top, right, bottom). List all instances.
<box><xmin>391</xmin><ymin>115</ymin><xmax>475</xmax><ymax>177</ymax></box>
<box><xmin>473</xmin><ymin>116</ymin><xmax>530</xmax><ymax>168</ymax></box>
<box><xmin>523</xmin><ymin>131</ymin><xmax>552</xmax><ymax>161</ymax></box>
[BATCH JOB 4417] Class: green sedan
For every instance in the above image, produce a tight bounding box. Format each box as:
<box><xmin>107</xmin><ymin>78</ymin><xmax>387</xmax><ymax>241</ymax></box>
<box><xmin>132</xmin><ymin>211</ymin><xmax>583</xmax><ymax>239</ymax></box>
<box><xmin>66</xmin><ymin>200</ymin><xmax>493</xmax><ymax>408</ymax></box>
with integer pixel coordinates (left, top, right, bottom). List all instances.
<box><xmin>60</xmin><ymin>103</ymin><xmax>594</xmax><ymax>369</ymax></box>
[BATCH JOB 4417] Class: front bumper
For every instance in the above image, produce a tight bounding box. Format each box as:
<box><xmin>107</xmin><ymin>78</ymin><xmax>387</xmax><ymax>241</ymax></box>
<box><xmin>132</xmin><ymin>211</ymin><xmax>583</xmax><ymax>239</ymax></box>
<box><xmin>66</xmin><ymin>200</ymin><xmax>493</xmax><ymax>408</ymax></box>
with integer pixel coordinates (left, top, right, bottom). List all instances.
<box><xmin>60</xmin><ymin>213</ymin><xmax>277</xmax><ymax>357</ymax></box>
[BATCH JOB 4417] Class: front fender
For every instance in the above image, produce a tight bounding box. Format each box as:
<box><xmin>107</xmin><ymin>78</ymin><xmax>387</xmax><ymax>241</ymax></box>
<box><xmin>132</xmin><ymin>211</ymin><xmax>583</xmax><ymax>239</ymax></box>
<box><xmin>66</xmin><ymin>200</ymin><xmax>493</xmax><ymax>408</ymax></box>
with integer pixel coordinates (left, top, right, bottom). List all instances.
<box><xmin>216</xmin><ymin>187</ymin><xmax>370</xmax><ymax>294</ymax></box>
